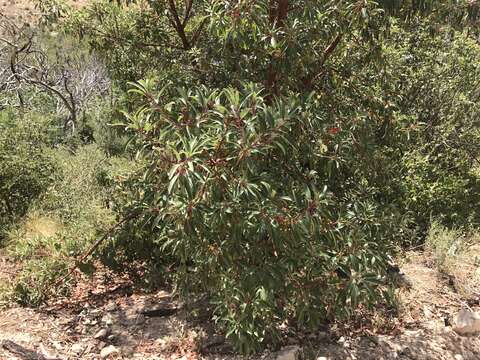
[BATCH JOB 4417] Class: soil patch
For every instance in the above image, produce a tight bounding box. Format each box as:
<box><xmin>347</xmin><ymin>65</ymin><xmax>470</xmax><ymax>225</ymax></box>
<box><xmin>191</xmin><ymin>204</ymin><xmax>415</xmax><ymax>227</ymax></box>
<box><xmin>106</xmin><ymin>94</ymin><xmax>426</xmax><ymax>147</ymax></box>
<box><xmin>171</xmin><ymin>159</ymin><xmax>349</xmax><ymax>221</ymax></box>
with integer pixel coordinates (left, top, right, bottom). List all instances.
<box><xmin>0</xmin><ymin>251</ymin><xmax>479</xmax><ymax>359</ymax></box>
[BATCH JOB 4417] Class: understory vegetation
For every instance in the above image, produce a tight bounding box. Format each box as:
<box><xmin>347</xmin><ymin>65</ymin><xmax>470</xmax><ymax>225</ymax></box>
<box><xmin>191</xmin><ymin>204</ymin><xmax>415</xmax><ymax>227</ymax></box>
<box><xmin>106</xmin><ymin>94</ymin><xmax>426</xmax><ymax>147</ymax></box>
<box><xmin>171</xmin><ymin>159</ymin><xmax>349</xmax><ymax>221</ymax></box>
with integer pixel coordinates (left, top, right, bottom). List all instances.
<box><xmin>2</xmin><ymin>0</ymin><xmax>480</xmax><ymax>353</ymax></box>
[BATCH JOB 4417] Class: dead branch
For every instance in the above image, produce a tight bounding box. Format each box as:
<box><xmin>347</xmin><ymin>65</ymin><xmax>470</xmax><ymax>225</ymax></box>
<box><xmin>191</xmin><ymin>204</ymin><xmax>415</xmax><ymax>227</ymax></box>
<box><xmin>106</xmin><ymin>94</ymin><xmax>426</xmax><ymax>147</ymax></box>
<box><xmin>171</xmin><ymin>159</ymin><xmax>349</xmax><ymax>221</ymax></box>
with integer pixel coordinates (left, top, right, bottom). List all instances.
<box><xmin>50</xmin><ymin>211</ymin><xmax>140</xmax><ymax>290</ymax></box>
<box><xmin>0</xmin><ymin>23</ymin><xmax>110</xmax><ymax>130</ymax></box>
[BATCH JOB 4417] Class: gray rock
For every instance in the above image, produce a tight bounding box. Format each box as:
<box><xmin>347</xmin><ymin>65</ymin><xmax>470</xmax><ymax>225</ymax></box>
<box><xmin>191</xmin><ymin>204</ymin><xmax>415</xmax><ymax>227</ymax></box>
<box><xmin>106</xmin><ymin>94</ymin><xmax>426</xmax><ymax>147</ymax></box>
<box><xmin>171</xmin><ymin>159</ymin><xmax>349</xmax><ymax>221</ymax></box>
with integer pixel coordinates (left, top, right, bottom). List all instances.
<box><xmin>105</xmin><ymin>302</ymin><xmax>117</xmax><ymax>312</ymax></box>
<box><xmin>71</xmin><ymin>343</ymin><xmax>84</xmax><ymax>354</ymax></box>
<box><xmin>94</xmin><ymin>328</ymin><xmax>109</xmax><ymax>339</ymax></box>
<box><xmin>453</xmin><ymin>309</ymin><xmax>480</xmax><ymax>335</ymax></box>
<box><xmin>101</xmin><ymin>313</ymin><xmax>114</xmax><ymax>326</ymax></box>
<box><xmin>38</xmin><ymin>344</ymin><xmax>61</xmax><ymax>360</ymax></box>
<box><xmin>276</xmin><ymin>345</ymin><xmax>300</xmax><ymax>360</ymax></box>
<box><xmin>100</xmin><ymin>345</ymin><xmax>120</xmax><ymax>358</ymax></box>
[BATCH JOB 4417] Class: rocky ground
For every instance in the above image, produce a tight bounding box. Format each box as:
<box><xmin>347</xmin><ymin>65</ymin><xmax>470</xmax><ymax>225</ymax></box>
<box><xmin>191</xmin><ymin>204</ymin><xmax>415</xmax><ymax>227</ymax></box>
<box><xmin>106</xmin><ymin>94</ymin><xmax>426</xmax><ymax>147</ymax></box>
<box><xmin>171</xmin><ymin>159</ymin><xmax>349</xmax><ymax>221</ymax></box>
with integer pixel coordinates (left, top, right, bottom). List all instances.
<box><xmin>1</xmin><ymin>250</ymin><xmax>480</xmax><ymax>360</ymax></box>
<box><xmin>0</xmin><ymin>0</ymin><xmax>38</xmax><ymax>24</ymax></box>
<box><xmin>0</xmin><ymin>0</ymin><xmax>89</xmax><ymax>27</ymax></box>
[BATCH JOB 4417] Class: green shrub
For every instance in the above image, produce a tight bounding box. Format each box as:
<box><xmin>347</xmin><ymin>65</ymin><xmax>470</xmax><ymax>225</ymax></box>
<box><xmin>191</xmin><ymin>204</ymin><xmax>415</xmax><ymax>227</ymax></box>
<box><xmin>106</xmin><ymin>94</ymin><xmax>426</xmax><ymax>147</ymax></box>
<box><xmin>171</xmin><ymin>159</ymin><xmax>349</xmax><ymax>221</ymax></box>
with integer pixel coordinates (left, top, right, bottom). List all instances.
<box><xmin>11</xmin><ymin>258</ymin><xmax>70</xmax><ymax>306</ymax></box>
<box><xmin>116</xmin><ymin>84</ymin><xmax>394</xmax><ymax>353</ymax></box>
<box><xmin>4</xmin><ymin>144</ymin><xmax>118</xmax><ymax>305</ymax></box>
<box><xmin>382</xmin><ymin>26</ymin><xmax>480</xmax><ymax>234</ymax></box>
<box><xmin>402</xmin><ymin>150</ymin><xmax>480</xmax><ymax>232</ymax></box>
<box><xmin>39</xmin><ymin>144</ymin><xmax>112</xmax><ymax>224</ymax></box>
<box><xmin>0</xmin><ymin>111</ymin><xmax>57</xmax><ymax>237</ymax></box>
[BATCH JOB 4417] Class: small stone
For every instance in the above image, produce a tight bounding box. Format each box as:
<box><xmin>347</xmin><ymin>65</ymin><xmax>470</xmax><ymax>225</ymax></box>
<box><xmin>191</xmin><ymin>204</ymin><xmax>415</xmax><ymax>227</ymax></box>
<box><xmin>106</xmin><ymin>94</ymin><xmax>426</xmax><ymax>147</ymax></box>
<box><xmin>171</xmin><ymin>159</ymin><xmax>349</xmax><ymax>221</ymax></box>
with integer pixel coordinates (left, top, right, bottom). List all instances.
<box><xmin>100</xmin><ymin>345</ymin><xmax>120</xmax><ymax>358</ymax></box>
<box><xmin>454</xmin><ymin>355</ymin><xmax>464</xmax><ymax>360</ymax></box>
<box><xmin>71</xmin><ymin>343</ymin><xmax>84</xmax><ymax>354</ymax></box>
<box><xmin>39</xmin><ymin>344</ymin><xmax>58</xmax><ymax>360</ymax></box>
<box><xmin>105</xmin><ymin>302</ymin><xmax>117</xmax><ymax>312</ymax></box>
<box><xmin>275</xmin><ymin>345</ymin><xmax>300</xmax><ymax>360</ymax></box>
<box><xmin>51</xmin><ymin>341</ymin><xmax>63</xmax><ymax>351</ymax></box>
<box><xmin>317</xmin><ymin>357</ymin><xmax>328</xmax><ymax>360</ymax></box>
<box><xmin>423</xmin><ymin>305</ymin><xmax>433</xmax><ymax>319</ymax></box>
<box><xmin>317</xmin><ymin>331</ymin><xmax>328</xmax><ymax>340</ymax></box>
<box><xmin>453</xmin><ymin>309</ymin><xmax>480</xmax><ymax>335</ymax></box>
<box><xmin>391</xmin><ymin>343</ymin><xmax>404</xmax><ymax>353</ymax></box>
<box><xmin>94</xmin><ymin>328</ymin><xmax>109</xmax><ymax>339</ymax></box>
<box><xmin>101</xmin><ymin>314</ymin><xmax>114</xmax><ymax>326</ymax></box>
<box><xmin>107</xmin><ymin>334</ymin><xmax>116</xmax><ymax>341</ymax></box>
<box><xmin>135</xmin><ymin>314</ymin><xmax>146</xmax><ymax>325</ymax></box>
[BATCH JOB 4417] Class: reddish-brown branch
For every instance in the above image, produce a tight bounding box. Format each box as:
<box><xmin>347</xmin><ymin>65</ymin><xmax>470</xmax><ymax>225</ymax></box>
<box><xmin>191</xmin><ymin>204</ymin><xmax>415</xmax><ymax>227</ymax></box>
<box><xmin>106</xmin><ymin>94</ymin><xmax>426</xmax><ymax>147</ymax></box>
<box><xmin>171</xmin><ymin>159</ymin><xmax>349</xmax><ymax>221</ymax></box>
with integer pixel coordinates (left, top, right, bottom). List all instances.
<box><xmin>266</xmin><ymin>0</ymin><xmax>289</xmax><ymax>102</ymax></box>
<box><xmin>51</xmin><ymin>211</ymin><xmax>141</xmax><ymax>289</ymax></box>
<box><xmin>168</xmin><ymin>0</ymin><xmax>191</xmax><ymax>50</ymax></box>
<box><xmin>276</xmin><ymin>0</ymin><xmax>289</xmax><ymax>27</ymax></box>
<box><xmin>302</xmin><ymin>33</ymin><xmax>343</xmax><ymax>90</ymax></box>
<box><xmin>320</xmin><ymin>33</ymin><xmax>343</xmax><ymax>68</ymax></box>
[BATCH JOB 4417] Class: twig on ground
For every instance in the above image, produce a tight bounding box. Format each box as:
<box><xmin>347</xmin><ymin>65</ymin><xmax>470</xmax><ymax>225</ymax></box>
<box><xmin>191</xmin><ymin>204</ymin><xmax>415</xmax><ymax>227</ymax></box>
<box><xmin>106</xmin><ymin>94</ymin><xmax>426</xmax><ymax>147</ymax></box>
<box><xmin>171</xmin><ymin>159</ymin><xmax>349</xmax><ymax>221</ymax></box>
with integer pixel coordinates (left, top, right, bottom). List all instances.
<box><xmin>49</xmin><ymin>212</ymin><xmax>140</xmax><ymax>291</ymax></box>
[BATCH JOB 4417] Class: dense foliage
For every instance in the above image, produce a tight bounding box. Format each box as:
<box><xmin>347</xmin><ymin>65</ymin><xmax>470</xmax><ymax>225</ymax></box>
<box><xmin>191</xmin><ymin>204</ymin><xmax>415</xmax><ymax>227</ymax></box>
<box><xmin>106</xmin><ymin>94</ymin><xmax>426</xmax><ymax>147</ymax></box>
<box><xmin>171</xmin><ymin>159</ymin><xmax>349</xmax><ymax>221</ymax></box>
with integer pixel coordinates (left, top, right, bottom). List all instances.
<box><xmin>117</xmin><ymin>83</ymin><xmax>399</xmax><ymax>350</ymax></box>
<box><xmin>0</xmin><ymin>111</ymin><xmax>57</xmax><ymax>236</ymax></box>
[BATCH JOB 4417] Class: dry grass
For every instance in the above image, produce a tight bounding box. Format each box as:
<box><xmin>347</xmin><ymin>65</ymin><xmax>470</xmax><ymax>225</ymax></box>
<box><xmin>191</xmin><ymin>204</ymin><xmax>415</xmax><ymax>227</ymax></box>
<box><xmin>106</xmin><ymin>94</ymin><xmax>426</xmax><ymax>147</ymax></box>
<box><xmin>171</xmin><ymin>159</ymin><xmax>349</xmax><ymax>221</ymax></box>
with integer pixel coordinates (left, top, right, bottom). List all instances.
<box><xmin>447</xmin><ymin>243</ymin><xmax>480</xmax><ymax>298</ymax></box>
<box><xmin>424</xmin><ymin>223</ymin><xmax>480</xmax><ymax>300</ymax></box>
<box><xmin>23</xmin><ymin>215</ymin><xmax>62</xmax><ymax>239</ymax></box>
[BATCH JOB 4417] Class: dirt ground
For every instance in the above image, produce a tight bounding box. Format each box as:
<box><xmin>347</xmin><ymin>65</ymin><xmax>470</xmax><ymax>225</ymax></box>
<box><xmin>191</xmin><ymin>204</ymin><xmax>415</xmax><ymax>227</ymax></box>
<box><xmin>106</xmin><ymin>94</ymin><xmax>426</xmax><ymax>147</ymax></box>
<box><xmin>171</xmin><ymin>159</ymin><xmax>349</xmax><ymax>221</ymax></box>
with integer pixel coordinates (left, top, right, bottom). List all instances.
<box><xmin>0</xmin><ymin>0</ymin><xmax>38</xmax><ymax>24</ymax></box>
<box><xmin>0</xmin><ymin>0</ymin><xmax>89</xmax><ymax>25</ymax></box>
<box><xmin>1</xmin><ymin>250</ymin><xmax>480</xmax><ymax>360</ymax></box>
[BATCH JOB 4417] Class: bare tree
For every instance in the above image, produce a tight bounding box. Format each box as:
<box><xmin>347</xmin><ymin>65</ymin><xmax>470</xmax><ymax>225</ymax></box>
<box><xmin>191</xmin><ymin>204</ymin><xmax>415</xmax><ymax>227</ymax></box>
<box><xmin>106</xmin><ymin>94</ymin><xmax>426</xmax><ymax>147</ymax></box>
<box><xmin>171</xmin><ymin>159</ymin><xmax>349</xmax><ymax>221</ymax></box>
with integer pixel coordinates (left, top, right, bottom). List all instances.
<box><xmin>0</xmin><ymin>13</ymin><xmax>110</xmax><ymax>133</ymax></box>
